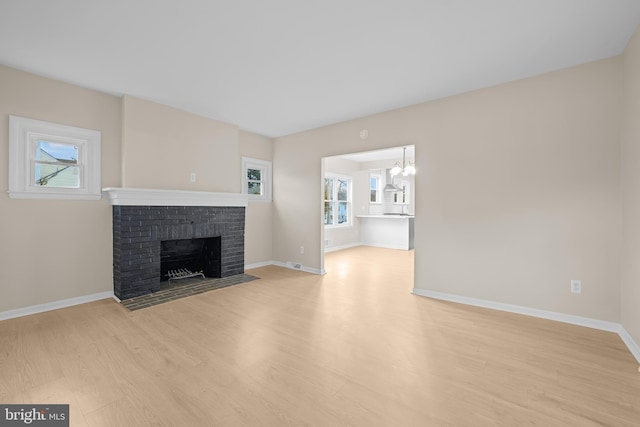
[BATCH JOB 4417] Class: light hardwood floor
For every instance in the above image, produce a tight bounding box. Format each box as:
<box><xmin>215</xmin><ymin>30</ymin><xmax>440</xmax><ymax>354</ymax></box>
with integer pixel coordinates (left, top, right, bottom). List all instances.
<box><xmin>1</xmin><ymin>246</ymin><xmax>639</xmax><ymax>426</ymax></box>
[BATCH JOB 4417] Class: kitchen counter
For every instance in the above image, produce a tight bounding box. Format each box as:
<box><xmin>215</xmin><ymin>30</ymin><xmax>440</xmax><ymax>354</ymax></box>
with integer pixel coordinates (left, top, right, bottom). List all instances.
<box><xmin>357</xmin><ymin>215</ymin><xmax>414</xmax><ymax>250</ymax></box>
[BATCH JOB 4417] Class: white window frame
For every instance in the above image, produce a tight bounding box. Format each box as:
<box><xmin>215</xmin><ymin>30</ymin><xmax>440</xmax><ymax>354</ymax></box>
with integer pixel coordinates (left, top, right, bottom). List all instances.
<box><xmin>324</xmin><ymin>173</ymin><xmax>352</xmax><ymax>228</ymax></box>
<box><xmin>369</xmin><ymin>172</ymin><xmax>382</xmax><ymax>204</ymax></box>
<box><xmin>394</xmin><ymin>179</ymin><xmax>410</xmax><ymax>205</ymax></box>
<box><xmin>9</xmin><ymin>115</ymin><xmax>101</xmax><ymax>200</ymax></box>
<box><xmin>242</xmin><ymin>157</ymin><xmax>272</xmax><ymax>202</ymax></box>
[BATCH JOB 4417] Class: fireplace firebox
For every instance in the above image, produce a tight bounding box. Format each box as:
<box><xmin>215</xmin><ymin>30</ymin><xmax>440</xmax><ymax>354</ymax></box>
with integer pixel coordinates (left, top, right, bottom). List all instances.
<box><xmin>160</xmin><ymin>237</ymin><xmax>221</xmax><ymax>280</ymax></box>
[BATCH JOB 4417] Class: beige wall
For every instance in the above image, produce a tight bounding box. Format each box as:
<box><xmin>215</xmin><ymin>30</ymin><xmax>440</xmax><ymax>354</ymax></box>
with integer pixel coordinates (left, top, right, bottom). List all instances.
<box><xmin>122</xmin><ymin>95</ymin><xmax>240</xmax><ymax>192</ymax></box>
<box><xmin>121</xmin><ymin>97</ymin><xmax>275</xmax><ymax>267</ymax></box>
<box><xmin>239</xmin><ymin>130</ymin><xmax>273</xmax><ymax>265</ymax></box>
<box><xmin>273</xmin><ymin>112</ymin><xmax>425</xmax><ymax>268</ymax></box>
<box><xmin>621</xmin><ymin>26</ymin><xmax>640</xmax><ymax>345</ymax></box>
<box><xmin>121</xmin><ymin>98</ymin><xmax>274</xmax><ymax>267</ymax></box>
<box><xmin>0</xmin><ymin>65</ymin><xmax>121</xmax><ymax>312</ymax></box>
<box><xmin>274</xmin><ymin>57</ymin><xmax>623</xmax><ymax>322</ymax></box>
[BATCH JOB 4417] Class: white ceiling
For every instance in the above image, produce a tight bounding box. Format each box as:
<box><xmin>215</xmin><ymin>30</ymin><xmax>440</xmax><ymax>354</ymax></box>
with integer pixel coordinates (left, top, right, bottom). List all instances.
<box><xmin>1</xmin><ymin>1</ymin><xmax>640</xmax><ymax>138</ymax></box>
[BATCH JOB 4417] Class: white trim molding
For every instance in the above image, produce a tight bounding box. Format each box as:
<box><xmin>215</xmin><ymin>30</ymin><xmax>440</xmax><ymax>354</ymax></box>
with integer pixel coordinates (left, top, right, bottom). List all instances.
<box><xmin>0</xmin><ymin>291</ymin><xmax>113</xmax><ymax>322</ymax></box>
<box><xmin>619</xmin><ymin>327</ymin><xmax>640</xmax><ymax>363</ymax></box>
<box><xmin>245</xmin><ymin>261</ymin><xmax>276</xmax><ymax>270</ymax></box>
<box><xmin>324</xmin><ymin>242</ymin><xmax>362</xmax><ymax>253</ymax></box>
<box><xmin>273</xmin><ymin>261</ymin><xmax>326</xmax><ymax>275</ymax></box>
<box><xmin>242</xmin><ymin>157</ymin><xmax>272</xmax><ymax>202</ymax></box>
<box><xmin>102</xmin><ymin>187</ymin><xmax>247</xmax><ymax>207</ymax></box>
<box><xmin>9</xmin><ymin>115</ymin><xmax>102</xmax><ymax>200</ymax></box>
<box><xmin>245</xmin><ymin>260</ymin><xmax>325</xmax><ymax>275</ymax></box>
<box><xmin>412</xmin><ymin>288</ymin><xmax>640</xmax><ymax>364</ymax></box>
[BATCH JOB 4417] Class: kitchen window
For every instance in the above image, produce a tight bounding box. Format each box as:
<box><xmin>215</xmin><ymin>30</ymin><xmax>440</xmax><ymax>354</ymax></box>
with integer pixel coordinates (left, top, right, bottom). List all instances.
<box><xmin>394</xmin><ymin>180</ymin><xmax>410</xmax><ymax>205</ymax></box>
<box><xmin>324</xmin><ymin>174</ymin><xmax>352</xmax><ymax>227</ymax></box>
<box><xmin>369</xmin><ymin>172</ymin><xmax>381</xmax><ymax>204</ymax></box>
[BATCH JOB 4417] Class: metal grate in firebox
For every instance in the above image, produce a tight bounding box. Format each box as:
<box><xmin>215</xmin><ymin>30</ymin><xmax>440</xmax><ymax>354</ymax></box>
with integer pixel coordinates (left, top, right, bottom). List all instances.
<box><xmin>167</xmin><ymin>268</ymin><xmax>206</xmax><ymax>282</ymax></box>
<box><xmin>119</xmin><ymin>274</ymin><xmax>259</xmax><ymax>311</ymax></box>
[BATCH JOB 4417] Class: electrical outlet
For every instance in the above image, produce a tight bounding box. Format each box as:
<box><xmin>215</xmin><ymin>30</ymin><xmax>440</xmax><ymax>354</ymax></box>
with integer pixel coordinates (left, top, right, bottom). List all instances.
<box><xmin>300</xmin><ymin>246</ymin><xmax>304</xmax><ymax>254</ymax></box>
<box><xmin>570</xmin><ymin>279</ymin><xmax>582</xmax><ymax>294</ymax></box>
<box><xmin>190</xmin><ymin>172</ymin><xmax>196</xmax><ymax>182</ymax></box>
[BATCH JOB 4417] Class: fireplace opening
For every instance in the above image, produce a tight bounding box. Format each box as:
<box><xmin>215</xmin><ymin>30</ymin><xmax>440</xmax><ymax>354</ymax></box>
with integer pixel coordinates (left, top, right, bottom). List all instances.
<box><xmin>160</xmin><ymin>237</ymin><xmax>222</xmax><ymax>283</ymax></box>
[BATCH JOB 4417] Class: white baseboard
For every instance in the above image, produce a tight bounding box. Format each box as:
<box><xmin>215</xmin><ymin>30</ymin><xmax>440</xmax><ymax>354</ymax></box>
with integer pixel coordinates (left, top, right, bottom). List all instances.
<box><xmin>245</xmin><ymin>260</ymin><xmax>325</xmax><ymax>275</ymax></box>
<box><xmin>272</xmin><ymin>261</ymin><xmax>325</xmax><ymax>275</ymax></box>
<box><xmin>618</xmin><ymin>326</ymin><xmax>640</xmax><ymax>363</ymax></box>
<box><xmin>0</xmin><ymin>291</ymin><xmax>114</xmax><ymax>321</ymax></box>
<box><xmin>361</xmin><ymin>242</ymin><xmax>412</xmax><ymax>250</ymax></box>
<box><xmin>412</xmin><ymin>288</ymin><xmax>640</xmax><ymax>364</ymax></box>
<box><xmin>245</xmin><ymin>261</ymin><xmax>276</xmax><ymax>270</ymax></box>
<box><xmin>324</xmin><ymin>243</ymin><xmax>362</xmax><ymax>253</ymax></box>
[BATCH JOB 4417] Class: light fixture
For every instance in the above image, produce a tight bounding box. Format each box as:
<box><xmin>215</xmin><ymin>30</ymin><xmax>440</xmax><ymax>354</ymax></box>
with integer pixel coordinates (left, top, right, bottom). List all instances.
<box><xmin>389</xmin><ymin>147</ymin><xmax>416</xmax><ymax>177</ymax></box>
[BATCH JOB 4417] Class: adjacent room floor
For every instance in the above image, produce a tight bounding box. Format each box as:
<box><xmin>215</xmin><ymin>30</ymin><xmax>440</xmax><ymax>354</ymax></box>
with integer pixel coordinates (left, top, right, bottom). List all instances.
<box><xmin>1</xmin><ymin>246</ymin><xmax>639</xmax><ymax>426</ymax></box>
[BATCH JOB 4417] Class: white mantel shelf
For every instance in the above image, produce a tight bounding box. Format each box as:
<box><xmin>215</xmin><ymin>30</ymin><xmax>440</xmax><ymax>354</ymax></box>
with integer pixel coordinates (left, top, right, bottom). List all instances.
<box><xmin>102</xmin><ymin>187</ymin><xmax>248</xmax><ymax>207</ymax></box>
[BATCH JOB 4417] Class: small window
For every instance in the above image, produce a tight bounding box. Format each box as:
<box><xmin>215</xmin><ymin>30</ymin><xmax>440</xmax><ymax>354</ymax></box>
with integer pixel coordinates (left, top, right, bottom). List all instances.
<box><xmin>324</xmin><ymin>174</ymin><xmax>352</xmax><ymax>227</ymax></box>
<box><xmin>394</xmin><ymin>180</ymin><xmax>410</xmax><ymax>205</ymax></box>
<box><xmin>9</xmin><ymin>115</ymin><xmax>101</xmax><ymax>200</ymax></box>
<box><xmin>242</xmin><ymin>157</ymin><xmax>272</xmax><ymax>201</ymax></box>
<box><xmin>35</xmin><ymin>141</ymin><xmax>80</xmax><ymax>188</ymax></box>
<box><xmin>247</xmin><ymin>167</ymin><xmax>262</xmax><ymax>195</ymax></box>
<box><xmin>369</xmin><ymin>172</ymin><xmax>381</xmax><ymax>204</ymax></box>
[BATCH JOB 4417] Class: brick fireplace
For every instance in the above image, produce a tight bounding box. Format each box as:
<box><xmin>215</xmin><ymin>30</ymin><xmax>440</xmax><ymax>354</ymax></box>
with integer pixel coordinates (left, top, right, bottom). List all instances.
<box><xmin>103</xmin><ymin>188</ymin><xmax>247</xmax><ymax>300</ymax></box>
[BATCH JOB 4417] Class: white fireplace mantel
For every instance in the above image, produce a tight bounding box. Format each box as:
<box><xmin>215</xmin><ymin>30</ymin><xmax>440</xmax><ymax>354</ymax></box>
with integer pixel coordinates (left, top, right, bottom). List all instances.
<box><xmin>102</xmin><ymin>187</ymin><xmax>248</xmax><ymax>207</ymax></box>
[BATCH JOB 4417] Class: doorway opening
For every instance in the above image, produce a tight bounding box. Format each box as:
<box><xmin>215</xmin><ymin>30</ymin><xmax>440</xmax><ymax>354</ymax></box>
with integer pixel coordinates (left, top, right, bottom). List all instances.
<box><xmin>320</xmin><ymin>145</ymin><xmax>416</xmax><ymax>285</ymax></box>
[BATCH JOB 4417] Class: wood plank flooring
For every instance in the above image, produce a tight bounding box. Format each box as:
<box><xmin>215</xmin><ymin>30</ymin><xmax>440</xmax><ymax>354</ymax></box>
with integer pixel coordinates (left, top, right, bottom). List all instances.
<box><xmin>1</xmin><ymin>246</ymin><xmax>639</xmax><ymax>426</ymax></box>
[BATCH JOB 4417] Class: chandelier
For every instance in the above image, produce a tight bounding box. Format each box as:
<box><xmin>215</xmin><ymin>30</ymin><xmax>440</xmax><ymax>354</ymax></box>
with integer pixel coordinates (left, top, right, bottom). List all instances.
<box><xmin>390</xmin><ymin>147</ymin><xmax>416</xmax><ymax>176</ymax></box>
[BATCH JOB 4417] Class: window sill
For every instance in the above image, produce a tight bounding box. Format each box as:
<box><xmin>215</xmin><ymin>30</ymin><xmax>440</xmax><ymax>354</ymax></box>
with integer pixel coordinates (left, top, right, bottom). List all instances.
<box><xmin>8</xmin><ymin>190</ymin><xmax>102</xmax><ymax>200</ymax></box>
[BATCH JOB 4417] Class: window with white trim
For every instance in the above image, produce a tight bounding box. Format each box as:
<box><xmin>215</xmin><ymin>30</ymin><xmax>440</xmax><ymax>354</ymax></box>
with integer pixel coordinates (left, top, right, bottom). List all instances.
<box><xmin>369</xmin><ymin>172</ymin><xmax>381</xmax><ymax>204</ymax></box>
<box><xmin>9</xmin><ymin>115</ymin><xmax>101</xmax><ymax>200</ymax></box>
<box><xmin>242</xmin><ymin>157</ymin><xmax>272</xmax><ymax>201</ymax></box>
<box><xmin>394</xmin><ymin>180</ymin><xmax>410</xmax><ymax>205</ymax></box>
<box><xmin>324</xmin><ymin>174</ymin><xmax>352</xmax><ymax>227</ymax></box>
